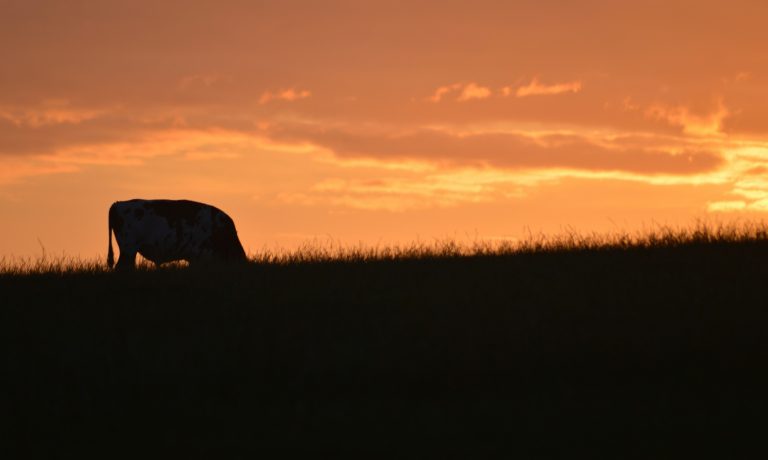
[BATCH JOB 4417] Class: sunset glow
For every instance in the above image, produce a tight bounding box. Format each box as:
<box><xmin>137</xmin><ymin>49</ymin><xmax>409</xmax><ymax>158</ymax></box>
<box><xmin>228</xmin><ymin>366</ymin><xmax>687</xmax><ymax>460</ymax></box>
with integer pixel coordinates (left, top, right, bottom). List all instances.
<box><xmin>2</xmin><ymin>0</ymin><xmax>768</xmax><ymax>259</ymax></box>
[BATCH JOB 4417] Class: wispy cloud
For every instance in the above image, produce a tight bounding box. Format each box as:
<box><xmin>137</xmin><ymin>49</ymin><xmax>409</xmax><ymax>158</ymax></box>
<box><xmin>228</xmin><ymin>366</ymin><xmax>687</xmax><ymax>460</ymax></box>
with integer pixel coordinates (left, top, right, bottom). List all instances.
<box><xmin>0</xmin><ymin>101</ymin><xmax>106</xmax><ymax>128</ymax></box>
<box><xmin>457</xmin><ymin>83</ymin><xmax>492</xmax><ymax>101</ymax></box>
<box><xmin>263</xmin><ymin>122</ymin><xmax>723</xmax><ymax>176</ymax></box>
<box><xmin>707</xmin><ymin>200</ymin><xmax>747</xmax><ymax>212</ymax></box>
<box><xmin>278</xmin><ymin>169</ymin><xmax>536</xmax><ymax>211</ymax></box>
<box><xmin>645</xmin><ymin>100</ymin><xmax>729</xmax><ymax>136</ymax></box>
<box><xmin>259</xmin><ymin>88</ymin><xmax>311</xmax><ymax>104</ymax></box>
<box><xmin>0</xmin><ymin>157</ymin><xmax>78</xmax><ymax>185</ymax></box>
<box><xmin>704</xmin><ymin>145</ymin><xmax>768</xmax><ymax>213</ymax></box>
<box><xmin>427</xmin><ymin>82</ymin><xmax>492</xmax><ymax>102</ymax></box>
<box><xmin>507</xmin><ymin>78</ymin><xmax>582</xmax><ymax>98</ymax></box>
<box><xmin>427</xmin><ymin>83</ymin><xmax>463</xmax><ymax>102</ymax></box>
<box><xmin>429</xmin><ymin>79</ymin><xmax>581</xmax><ymax>103</ymax></box>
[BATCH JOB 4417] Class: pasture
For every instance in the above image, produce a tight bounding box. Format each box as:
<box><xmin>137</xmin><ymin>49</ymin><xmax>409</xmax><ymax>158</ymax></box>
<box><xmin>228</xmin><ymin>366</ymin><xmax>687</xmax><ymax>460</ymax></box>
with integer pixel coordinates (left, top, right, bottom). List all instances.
<box><xmin>3</xmin><ymin>223</ymin><xmax>767</xmax><ymax>456</ymax></box>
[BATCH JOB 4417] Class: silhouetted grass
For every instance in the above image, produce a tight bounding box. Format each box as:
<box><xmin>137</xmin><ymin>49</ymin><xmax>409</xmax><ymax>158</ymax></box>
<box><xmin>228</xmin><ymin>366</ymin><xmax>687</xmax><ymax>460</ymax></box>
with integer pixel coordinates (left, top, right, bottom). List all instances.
<box><xmin>4</xmin><ymin>220</ymin><xmax>767</xmax><ymax>273</ymax></box>
<box><xmin>3</xmin><ymin>221</ymin><xmax>768</xmax><ymax>456</ymax></box>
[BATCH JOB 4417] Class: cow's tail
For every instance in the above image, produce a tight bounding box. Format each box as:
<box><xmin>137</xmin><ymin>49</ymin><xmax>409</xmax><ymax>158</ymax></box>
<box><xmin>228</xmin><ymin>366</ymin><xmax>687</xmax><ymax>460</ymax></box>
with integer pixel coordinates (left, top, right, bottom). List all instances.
<box><xmin>107</xmin><ymin>203</ymin><xmax>115</xmax><ymax>268</ymax></box>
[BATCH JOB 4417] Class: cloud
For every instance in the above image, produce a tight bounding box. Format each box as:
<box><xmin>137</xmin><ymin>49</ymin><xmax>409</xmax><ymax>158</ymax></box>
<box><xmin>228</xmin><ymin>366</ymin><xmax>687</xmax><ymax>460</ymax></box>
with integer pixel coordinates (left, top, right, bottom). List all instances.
<box><xmin>0</xmin><ymin>101</ymin><xmax>106</xmax><ymax>128</ymax></box>
<box><xmin>427</xmin><ymin>83</ymin><xmax>463</xmax><ymax>102</ymax></box>
<box><xmin>263</xmin><ymin>122</ymin><xmax>724</xmax><ymax>176</ymax></box>
<box><xmin>427</xmin><ymin>82</ymin><xmax>491</xmax><ymax>102</ymax></box>
<box><xmin>457</xmin><ymin>83</ymin><xmax>492</xmax><ymax>101</ymax></box>
<box><xmin>0</xmin><ymin>112</ymin><xmax>178</xmax><ymax>156</ymax></box>
<box><xmin>0</xmin><ymin>157</ymin><xmax>78</xmax><ymax>185</ymax></box>
<box><xmin>707</xmin><ymin>198</ymin><xmax>768</xmax><ymax>213</ymax></box>
<box><xmin>645</xmin><ymin>99</ymin><xmax>729</xmax><ymax>136</ymax></box>
<box><xmin>278</xmin><ymin>169</ymin><xmax>536</xmax><ymax>211</ymax></box>
<box><xmin>0</xmin><ymin>123</ymin><xmax>294</xmax><ymax>183</ymax></box>
<box><xmin>259</xmin><ymin>88</ymin><xmax>311</xmax><ymax>104</ymax></box>
<box><xmin>508</xmin><ymin>78</ymin><xmax>582</xmax><ymax>98</ymax></box>
<box><xmin>707</xmin><ymin>200</ymin><xmax>747</xmax><ymax>212</ymax></box>
<box><xmin>429</xmin><ymin>79</ymin><xmax>580</xmax><ymax>104</ymax></box>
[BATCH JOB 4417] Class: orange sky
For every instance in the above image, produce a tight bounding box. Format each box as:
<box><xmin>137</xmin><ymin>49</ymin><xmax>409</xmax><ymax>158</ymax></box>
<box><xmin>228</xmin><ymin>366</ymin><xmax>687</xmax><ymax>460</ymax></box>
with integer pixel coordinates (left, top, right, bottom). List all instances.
<box><xmin>2</xmin><ymin>0</ymin><xmax>768</xmax><ymax>259</ymax></box>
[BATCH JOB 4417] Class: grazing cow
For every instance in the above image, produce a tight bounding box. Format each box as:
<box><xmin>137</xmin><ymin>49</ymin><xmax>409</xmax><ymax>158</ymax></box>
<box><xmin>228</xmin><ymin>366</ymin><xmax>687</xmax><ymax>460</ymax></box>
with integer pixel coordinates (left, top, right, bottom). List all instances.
<box><xmin>107</xmin><ymin>199</ymin><xmax>247</xmax><ymax>270</ymax></box>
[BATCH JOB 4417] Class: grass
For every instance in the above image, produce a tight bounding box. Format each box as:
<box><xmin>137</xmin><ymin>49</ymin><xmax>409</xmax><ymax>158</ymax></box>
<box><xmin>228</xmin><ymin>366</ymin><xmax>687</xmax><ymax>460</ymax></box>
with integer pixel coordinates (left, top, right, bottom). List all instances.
<box><xmin>4</xmin><ymin>220</ymin><xmax>767</xmax><ymax>273</ymax></box>
<box><xmin>3</xmin><ymin>221</ymin><xmax>768</xmax><ymax>456</ymax></box>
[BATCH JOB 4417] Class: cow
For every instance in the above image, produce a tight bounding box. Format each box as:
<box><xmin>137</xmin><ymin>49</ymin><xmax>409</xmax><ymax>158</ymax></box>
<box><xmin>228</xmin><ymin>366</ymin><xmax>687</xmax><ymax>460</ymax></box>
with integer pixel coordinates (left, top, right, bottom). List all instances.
<box><xmin>107</xmin><ymin>199</ymin><xmax>247</xmax><ymax>270</ymax></box>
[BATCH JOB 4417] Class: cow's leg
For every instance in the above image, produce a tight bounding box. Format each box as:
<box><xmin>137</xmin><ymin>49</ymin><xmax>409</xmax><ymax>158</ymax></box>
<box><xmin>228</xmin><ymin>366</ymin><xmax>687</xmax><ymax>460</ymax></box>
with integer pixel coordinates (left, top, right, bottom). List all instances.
<box><xmin>115</xmin><ymin>250</ymin><xmax>137</xmax><ymax>271</ymax></box>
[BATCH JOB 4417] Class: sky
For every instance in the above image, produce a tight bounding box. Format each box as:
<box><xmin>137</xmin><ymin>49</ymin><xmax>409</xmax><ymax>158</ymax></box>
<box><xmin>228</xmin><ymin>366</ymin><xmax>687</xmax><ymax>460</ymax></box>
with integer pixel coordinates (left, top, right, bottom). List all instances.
<box><xmin>2</xmin><ymin>0</ymin><xmax>768</xmax><ymax>259</ymax></box>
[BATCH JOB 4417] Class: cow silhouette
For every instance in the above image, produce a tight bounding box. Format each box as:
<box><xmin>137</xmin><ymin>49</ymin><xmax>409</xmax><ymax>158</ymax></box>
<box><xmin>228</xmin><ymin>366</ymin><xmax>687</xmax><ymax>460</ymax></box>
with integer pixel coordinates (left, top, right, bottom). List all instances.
<box><xmin>108</xmin><ymin>199</ymin><xmax>247</xmax><ymax>270</ymax></box>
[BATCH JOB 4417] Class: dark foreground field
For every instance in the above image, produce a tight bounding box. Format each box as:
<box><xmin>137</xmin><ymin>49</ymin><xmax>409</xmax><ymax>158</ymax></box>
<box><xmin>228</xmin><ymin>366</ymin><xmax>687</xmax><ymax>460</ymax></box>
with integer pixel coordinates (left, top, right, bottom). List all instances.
<box><xmin>3</xmin><ymin>227</ymin><xmax>768</xmax><ymax>456</ymax></box>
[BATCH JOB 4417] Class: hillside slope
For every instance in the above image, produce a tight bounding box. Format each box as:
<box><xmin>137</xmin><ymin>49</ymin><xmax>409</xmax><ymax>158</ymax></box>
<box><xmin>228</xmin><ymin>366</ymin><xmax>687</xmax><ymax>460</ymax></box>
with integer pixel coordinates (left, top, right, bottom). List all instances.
<box><xmin>3</xmin><ymin>238</ymin><xmax>768</xmax><ymax>455</ymax></box>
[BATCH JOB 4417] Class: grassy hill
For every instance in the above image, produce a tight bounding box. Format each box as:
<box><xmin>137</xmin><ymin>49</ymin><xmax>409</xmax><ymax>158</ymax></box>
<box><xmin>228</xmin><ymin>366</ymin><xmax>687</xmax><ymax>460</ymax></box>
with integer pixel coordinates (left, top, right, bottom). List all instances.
<box><xmin>3</xmin><ymin>223</ymin><xmax>768</xmax><ymax>456</ymax></box>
